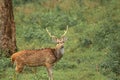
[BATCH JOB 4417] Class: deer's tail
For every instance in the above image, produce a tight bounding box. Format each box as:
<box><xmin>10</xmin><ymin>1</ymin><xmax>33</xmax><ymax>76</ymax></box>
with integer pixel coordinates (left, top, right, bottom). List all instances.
<box><xmin>11</xmin><ymin>55</ymin><xmax>15</xmax><ymax>64</ymax></box>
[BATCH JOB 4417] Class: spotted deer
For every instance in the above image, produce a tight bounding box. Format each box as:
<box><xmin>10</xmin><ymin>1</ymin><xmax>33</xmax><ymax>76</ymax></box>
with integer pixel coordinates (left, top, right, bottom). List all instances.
<box><xmin>11</xmin><ymin>26</ymin><xmax>68</xmax><ymax>80</ymax></box>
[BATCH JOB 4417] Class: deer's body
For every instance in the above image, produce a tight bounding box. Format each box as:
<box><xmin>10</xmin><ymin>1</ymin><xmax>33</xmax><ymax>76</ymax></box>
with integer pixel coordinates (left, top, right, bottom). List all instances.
<box><xmin>11</xmin><ymin>26</ymin><xmax>68</xmax><ymax>80</ymax></box>
<box><xmin>11</xmin><ymin>48</ymin><xmax>63</xmax><ymax>71</ymax></box>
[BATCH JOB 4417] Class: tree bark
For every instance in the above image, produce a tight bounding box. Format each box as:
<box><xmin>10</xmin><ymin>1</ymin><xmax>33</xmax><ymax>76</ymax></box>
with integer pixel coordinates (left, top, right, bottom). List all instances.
<box><xmin>0</xmin><ymin>0</ymin><xmax>17</xmax><ymax>57</ymax></box>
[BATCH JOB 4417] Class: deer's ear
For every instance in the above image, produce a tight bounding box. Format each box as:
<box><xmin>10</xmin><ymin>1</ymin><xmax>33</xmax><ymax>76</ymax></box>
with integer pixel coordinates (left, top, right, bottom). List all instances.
<box><xmin>52</xmin><ymin>37</ymin><xmax>58</xmax><ymax>43</ymax></box>
<box><xmin>62</xmin><ymin>37</ymin><xmax>67</xmax><ymax>42</ymax></box>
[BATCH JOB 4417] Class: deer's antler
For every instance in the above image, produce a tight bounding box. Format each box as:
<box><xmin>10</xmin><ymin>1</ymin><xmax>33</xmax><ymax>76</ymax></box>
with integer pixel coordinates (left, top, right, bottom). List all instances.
<box><xmin>61</xmin><ymin>25</ymin><xmax>68</xmax><ymax>38</ymax></box>
<box><xmin>46</xmin><ymin>28</ymin><xmax>57</xmax><ymax>38</ymax></box>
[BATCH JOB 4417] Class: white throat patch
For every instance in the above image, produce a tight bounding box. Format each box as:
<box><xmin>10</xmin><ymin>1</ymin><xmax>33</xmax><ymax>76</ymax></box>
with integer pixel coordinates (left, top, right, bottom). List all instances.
<box><xmin>60</xmin><ymin>48</ymin><xmax>64</xmax><ymax>55</ymax></box>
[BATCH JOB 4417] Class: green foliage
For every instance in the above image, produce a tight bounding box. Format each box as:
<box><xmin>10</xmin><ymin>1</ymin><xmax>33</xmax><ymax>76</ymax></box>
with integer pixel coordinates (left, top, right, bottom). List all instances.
<box><xmin>108</xmin><ymin>43</ymin><xmax>120</xmax><ymax>75</ymax></box>
<box><xmin>93</xmin><ymin>20</ymin><xmax>120</xmax><ymax>50</ymax></box>
<box><xmin>100</xmin><ymin>42</ymin><xmax>120</xmax><ymax>80</ymax></box>
<box><xmin>92</xmin><ymin>21</ymin><xmax>120</xmax><ymax>80</ymax></box>
<box><xmin>0</xmin><ymin>0</ymin><xmax>120</xmax><ymax>80</ymax></box>
<box><xmin>0</xmin><ymin>57</ymin><xmax>11</xmax><ymax>78</ymax></box>
<box><xmin>93</xmin><ymin>19</ymin><xmax>120</xmax><ymax>79</ymax></box>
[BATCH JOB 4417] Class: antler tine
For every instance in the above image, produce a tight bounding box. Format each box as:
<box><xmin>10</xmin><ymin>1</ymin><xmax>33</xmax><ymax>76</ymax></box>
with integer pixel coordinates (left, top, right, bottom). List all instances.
<box><xmin>61</xmin><ymin>25</ymin><xmax>68</xmax><ymax>37</ymax></box>
<box><xmin>46</xmin><ymin>28</ymin><xmax>56</xmax><ymax>38</ymax></box>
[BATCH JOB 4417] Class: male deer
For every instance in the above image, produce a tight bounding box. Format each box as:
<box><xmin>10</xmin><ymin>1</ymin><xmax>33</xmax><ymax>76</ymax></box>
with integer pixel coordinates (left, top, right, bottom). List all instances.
<box><xmin>11</xmin><ymin>26</ymin><xmax>68</xmax><ymax>80</ymax></box>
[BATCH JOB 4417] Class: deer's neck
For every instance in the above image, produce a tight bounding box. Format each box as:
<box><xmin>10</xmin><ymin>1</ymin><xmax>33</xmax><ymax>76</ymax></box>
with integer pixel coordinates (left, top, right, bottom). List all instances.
<box><xmin>55</xmin><ymin>47</ymin><xmax>64</xmax><ymax>60</ymax></box>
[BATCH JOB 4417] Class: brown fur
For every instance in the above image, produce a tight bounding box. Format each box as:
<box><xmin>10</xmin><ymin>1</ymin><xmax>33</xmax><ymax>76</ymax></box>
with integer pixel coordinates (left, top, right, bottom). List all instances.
<box><xmin>11</xmin><ymin>48</ymin><xmax>60</xmax><ymax>72</ymax></box>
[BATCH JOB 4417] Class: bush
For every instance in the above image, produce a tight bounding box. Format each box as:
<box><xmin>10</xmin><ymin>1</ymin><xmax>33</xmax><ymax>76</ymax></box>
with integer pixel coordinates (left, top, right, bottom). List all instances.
<box><xmin>95</xmin><ymin>21</ymin><xmax>120</xmax><ymax>79</ymax></box>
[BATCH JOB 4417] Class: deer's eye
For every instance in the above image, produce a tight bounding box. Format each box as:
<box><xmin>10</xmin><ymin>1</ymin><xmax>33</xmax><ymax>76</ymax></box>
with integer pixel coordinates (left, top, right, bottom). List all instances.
<box><xmin>57</xmin><ymin>42</ymin><xmax>59</xmax><ymax>44</ymax></box>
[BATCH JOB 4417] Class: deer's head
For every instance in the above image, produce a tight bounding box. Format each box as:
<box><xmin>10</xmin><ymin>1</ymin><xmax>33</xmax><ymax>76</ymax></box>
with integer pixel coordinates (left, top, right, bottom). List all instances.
<box><xmin>46</xmin><ymin>26</ymin><xmax>68</xmax><ymax>50</ymax></box>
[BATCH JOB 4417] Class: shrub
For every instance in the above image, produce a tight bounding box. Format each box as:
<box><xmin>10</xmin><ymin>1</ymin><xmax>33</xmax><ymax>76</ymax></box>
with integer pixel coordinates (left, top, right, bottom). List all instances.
<box><xmin>96</xmin><ymin>21</ymin><xmax>120</xmax><ymax>79</ymax></box>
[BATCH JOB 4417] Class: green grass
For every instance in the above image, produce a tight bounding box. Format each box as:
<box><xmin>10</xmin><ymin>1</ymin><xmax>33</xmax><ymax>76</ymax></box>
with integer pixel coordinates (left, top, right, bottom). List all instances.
<box><xmin>0</xmin><ymin>0</ymin><xmax>120</xmax><ymax>80</ymax></box>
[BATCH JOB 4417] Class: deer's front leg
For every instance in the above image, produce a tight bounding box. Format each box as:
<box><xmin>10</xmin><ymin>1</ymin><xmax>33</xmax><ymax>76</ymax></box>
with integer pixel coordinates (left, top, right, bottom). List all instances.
<box><xmin>46</xmin><ymin>63</ymin><xmax>53</xmax><ymax>80</ymax></box>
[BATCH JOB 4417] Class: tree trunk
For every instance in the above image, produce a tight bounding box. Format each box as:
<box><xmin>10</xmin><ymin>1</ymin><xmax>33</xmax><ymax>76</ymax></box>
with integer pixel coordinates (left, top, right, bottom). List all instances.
<box><xmin>0</xmin><ymin>0</ymin><xmax>17</xmax><ymax>57</ymax></box>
